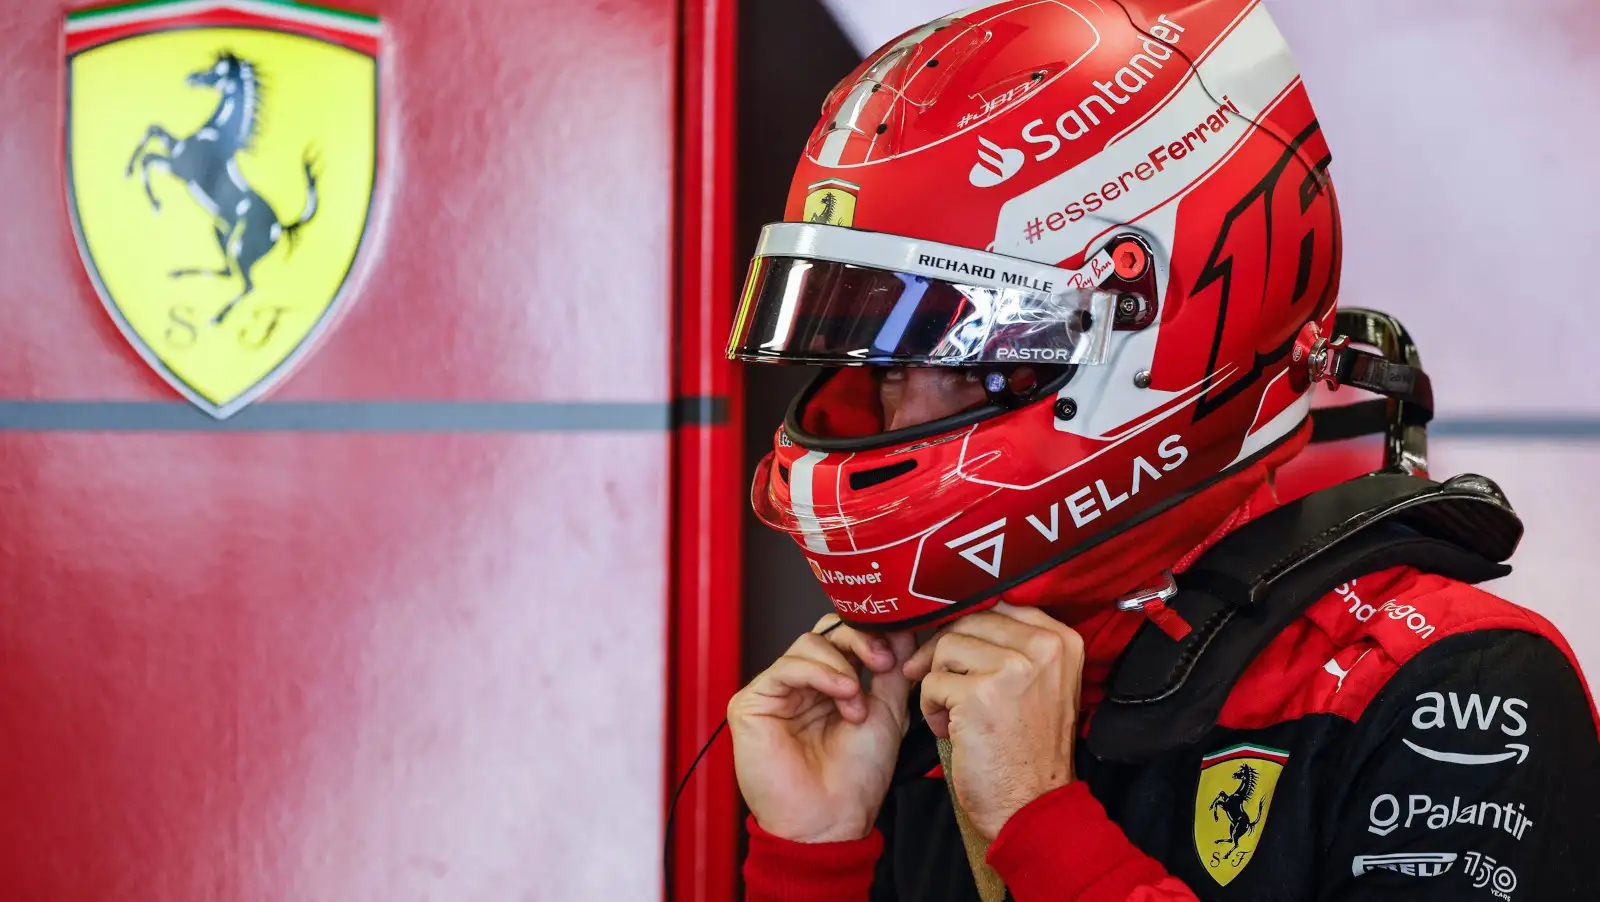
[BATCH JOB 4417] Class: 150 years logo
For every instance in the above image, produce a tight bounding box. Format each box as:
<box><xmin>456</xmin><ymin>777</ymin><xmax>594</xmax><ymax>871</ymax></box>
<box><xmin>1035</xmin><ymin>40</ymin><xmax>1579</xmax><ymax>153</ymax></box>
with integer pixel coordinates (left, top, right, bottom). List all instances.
<box><xmin>66</xmin><ymin>0</ymin><xmax>381</xmax><ymax>417</ymax></box>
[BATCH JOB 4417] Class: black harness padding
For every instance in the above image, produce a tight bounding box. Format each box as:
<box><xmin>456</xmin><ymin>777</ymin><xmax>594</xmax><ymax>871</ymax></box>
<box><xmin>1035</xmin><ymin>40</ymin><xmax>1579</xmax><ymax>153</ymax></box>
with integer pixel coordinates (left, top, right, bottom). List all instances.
<box><xmin>1308</xmin><ymin>401</ymin><xmax>1392</xmax><ymax>444</ymax></box>
<box><xmin>1330</xmin><ymin>348</ymin><xmax>1434</xmax><ymax>424</ymax></box>
<box><xmin>1086</xmin><ymin>472</ymin><xmax>1523</xmax><ymax>762</ymax></box>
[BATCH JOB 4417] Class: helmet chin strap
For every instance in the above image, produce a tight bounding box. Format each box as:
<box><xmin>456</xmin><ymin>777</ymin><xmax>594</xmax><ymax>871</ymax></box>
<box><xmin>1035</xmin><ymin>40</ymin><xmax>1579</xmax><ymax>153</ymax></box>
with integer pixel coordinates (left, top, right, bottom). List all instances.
<box><xmin>1299</xmin><ymin>308</ymin><xmax>1434</xmax><ymax>477</ymax></box>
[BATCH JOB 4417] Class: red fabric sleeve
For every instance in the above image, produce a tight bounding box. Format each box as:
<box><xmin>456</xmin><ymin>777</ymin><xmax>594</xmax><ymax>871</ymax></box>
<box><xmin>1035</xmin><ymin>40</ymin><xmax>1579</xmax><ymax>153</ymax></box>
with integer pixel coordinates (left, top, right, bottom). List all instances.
<box><xmin>987</xmin><ymin>783</ymin><xmax>1200</xmax><ymax>902</ymax></box>
<box><xmin>742</xmin><ymin>815</ymin><xmax>883</xmax><ymax>902</ymax></box>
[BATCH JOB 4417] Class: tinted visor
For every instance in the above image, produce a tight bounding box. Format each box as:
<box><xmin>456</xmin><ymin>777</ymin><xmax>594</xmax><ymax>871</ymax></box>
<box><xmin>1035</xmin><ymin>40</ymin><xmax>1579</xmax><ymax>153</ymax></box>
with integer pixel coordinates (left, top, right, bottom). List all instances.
<box><xmin>729</xmin><ymin>256</ymin><xmax>1115</xmax><ymax>367</ymax></box>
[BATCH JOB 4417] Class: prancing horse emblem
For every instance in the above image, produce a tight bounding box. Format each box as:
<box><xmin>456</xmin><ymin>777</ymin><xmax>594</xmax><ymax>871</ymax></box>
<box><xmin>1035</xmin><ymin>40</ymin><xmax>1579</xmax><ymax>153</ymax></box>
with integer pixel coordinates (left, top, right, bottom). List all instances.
<box><xmin>125</xmin><ymin>51</ymin><xmax>320</xmax><ymax>326</ymax></box>
<box><xmin>802</xmin><ymin>178</ymin><xmax>859</xmax><ymax>229</ymax></box>
<box><xmin>1192</xmin><ymin>744</ymin><xmax>1289</xmax><ymax>886</ymax></box>
<box><xmin>66</xmin><ymin>0</ymin><xmax>380</xmax><ymax>418</ymax></box>
<box><xmin>1210</xmin><ymin>763</ymin><xmax>1266</xmax><ymax>855</ymax></box>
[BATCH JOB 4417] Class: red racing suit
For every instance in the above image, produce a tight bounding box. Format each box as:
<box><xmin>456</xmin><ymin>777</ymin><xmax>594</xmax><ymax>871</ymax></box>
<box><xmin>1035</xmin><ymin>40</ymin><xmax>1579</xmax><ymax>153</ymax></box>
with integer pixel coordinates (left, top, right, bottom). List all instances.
<box><xmin>742</xmin><ymin>565</ymin><xmax>1600</xmax><ymax>901</ymax></box>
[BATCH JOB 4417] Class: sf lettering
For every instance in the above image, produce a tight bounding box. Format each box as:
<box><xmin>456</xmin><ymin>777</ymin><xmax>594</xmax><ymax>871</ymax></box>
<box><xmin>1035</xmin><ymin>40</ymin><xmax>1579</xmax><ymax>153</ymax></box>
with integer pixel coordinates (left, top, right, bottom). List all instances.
<box><xmin>166</xmin><ymin>304</ymin><xmax>292</xmax><ymax>349</ymax></box>
<box><xmin>1209</xmin><ymin>847</ymin><xmax>1250</xmax><ymax>871</ymax></box>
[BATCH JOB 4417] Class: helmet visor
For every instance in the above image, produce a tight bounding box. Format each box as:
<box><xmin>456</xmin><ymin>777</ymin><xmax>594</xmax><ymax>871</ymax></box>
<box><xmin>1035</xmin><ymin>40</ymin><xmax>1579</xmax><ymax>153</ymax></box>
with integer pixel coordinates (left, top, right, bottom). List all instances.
<box><xmin>728</xmin><ymin>223</ymin><xmax>1123</xmax><ymax>367</ymax></box>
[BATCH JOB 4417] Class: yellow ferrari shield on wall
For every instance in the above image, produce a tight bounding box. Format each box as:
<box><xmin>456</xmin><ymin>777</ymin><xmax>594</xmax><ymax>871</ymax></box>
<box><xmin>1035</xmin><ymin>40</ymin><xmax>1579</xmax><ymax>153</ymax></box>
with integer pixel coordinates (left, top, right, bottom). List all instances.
<box><xmin>1193</xmin><ymin>743</ymin><xmax>1289</xmax><ymax>886</ymax></box>
<box><xmin>66</xmin><ymin>0</ymin><xmax>381</xmax><ymax>417</ymax></box>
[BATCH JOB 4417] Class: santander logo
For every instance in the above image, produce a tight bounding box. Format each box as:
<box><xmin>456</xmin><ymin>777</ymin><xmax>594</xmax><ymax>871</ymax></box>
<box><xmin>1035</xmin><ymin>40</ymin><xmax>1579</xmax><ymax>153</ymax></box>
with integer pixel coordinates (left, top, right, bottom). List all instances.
<box><xmin>969</xmin><ymin>135</ymin><xmax>1025</xmax><ymax>188</ymax></box>
<box><xmin>969</xmin><ymin>13</ymin><xmax>1192</xmax><ymax>190</ymax></box>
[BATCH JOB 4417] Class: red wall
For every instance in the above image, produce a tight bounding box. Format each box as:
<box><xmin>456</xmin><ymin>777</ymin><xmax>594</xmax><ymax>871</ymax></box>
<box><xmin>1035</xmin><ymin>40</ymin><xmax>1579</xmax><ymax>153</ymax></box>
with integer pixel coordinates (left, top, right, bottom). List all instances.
<box><xmin>0</xmin><ymin>1</ymin><xmax>737</xmax><ymax>898</ymax></box>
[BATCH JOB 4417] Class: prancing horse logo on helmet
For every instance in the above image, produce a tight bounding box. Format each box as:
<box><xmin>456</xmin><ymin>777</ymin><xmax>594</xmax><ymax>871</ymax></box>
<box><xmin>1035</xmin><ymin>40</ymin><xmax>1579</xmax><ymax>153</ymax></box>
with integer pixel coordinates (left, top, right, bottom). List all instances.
<box><xmin>803</xmin><ymin>179</ymin><xmax>859</xmax><ymax>228</ymax></box>
<box><xmin>66</xmin><ymin>0</ymin><xmax>380</xmax><ymax>418</ymax></box>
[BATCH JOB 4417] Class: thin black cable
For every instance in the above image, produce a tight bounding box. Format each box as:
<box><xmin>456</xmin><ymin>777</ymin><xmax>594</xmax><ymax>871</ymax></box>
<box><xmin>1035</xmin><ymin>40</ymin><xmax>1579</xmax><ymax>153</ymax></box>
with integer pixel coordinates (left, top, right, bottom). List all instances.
<box><xmin>663</xmin><ymin>619</ymin><xmax>848</xmax><ymax>902</ymax></box>
<box><xmin>664</xmin><ymin>718</ymin><xmax>727</xmax><ymax>902</ymax></box>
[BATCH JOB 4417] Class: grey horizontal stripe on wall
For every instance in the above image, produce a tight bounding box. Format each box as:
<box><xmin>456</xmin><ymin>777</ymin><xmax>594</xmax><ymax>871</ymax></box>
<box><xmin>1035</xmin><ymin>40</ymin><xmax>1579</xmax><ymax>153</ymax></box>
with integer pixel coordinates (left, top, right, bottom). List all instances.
<box><xmin>0</xmin><ymin>399</ymin><xmax>729</xmax><ymax>433</ymax></box>
<box><xmin>1429</xmin><ymin>417</ymin><xmax>1600</xmax><ymax>440</ymax></box>
<box><xmin>0</xmin><ymin>402</ymin><xmax>1593</xmax><ymax>438</ymax></box>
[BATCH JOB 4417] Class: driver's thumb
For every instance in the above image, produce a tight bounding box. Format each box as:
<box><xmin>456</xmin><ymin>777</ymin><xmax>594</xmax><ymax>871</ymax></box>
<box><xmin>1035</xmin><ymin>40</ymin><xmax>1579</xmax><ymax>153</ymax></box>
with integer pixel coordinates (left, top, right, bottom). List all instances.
<box><xmin>868</xmin><ymin>631</ymin><xmax>918</xmax><ymax>732</ymax></box>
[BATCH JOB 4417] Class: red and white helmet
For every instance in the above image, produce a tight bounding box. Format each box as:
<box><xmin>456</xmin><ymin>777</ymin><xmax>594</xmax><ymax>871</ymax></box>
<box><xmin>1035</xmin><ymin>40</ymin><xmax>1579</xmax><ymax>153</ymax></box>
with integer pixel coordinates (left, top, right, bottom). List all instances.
<box><xmin>729</xmin><ymin>0</ymin><xmax>1342</xmax><ymax>631</ymax></box>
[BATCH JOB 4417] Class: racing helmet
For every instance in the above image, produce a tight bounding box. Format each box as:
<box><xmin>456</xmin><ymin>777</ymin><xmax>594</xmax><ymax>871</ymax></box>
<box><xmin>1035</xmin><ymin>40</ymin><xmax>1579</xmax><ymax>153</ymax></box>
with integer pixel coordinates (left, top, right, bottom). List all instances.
<box><xmin>730</xmin><ymin>0</ymin><xmax>1361</xmax><ymax>631</ymax></box>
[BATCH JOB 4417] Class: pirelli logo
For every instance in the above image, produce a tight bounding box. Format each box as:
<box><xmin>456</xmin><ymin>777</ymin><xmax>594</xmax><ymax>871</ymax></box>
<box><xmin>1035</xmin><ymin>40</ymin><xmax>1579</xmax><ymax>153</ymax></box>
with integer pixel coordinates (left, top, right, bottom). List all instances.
<box><xmin>1352</xmin><ymin>852</ymin><xmax>1458</xmax><ymax>878</ymax></box>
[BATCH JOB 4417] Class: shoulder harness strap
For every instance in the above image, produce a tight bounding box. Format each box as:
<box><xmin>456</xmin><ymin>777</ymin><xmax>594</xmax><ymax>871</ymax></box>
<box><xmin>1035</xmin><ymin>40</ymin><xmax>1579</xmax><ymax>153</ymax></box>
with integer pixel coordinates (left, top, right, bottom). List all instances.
<box><xmin>1085</xmin><ymin>472</ymin><xmax>1523</xmax><ymax>762</ymax></box>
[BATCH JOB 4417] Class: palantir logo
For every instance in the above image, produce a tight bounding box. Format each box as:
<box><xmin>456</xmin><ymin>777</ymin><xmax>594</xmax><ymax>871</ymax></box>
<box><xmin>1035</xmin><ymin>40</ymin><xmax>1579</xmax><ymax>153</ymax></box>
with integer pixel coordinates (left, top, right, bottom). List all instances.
<box><xmin>969</xmin><ymin>136</ymin><xmax>1025</xmax><ymax>188</ymax></box>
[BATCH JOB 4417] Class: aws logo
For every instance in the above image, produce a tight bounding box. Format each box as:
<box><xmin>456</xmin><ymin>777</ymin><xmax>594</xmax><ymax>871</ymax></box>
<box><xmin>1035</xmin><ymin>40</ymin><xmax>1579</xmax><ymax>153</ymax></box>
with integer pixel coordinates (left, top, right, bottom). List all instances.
<box><xmin>1405</xmin><ymin>692</ymin><xmax>1531</xmax><ymax>765</ymax></box>
<box><xmin>66</xmin><ymin>0</ymin><xmax>381</xmax><ymax>417</ymax></box>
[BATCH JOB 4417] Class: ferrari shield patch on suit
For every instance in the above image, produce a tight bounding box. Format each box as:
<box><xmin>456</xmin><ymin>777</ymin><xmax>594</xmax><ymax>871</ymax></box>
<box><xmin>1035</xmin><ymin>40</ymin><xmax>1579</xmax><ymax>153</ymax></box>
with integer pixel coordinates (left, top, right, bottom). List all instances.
<box><xmin>1193</xmin><ymin>744</ymin><xmax>1289</xmax><ymax>886</ymax></box>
